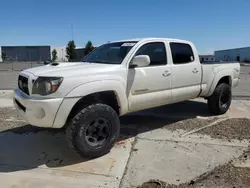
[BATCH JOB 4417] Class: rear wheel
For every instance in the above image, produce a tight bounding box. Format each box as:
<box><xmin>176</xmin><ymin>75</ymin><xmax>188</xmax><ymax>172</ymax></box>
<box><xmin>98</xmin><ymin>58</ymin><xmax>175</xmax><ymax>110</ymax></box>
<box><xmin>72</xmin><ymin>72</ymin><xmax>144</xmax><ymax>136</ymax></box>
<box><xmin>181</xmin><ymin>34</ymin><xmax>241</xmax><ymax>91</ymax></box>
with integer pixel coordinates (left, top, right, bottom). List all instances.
<box><xmin>66</xmin><ymin>103</ymin><xmax>120</xmax><ymax>158</ymax></box>
<box><xmin>208</xmin><ymin>83</ymin><xmax>232</xmax><ymax>115</ymax></box>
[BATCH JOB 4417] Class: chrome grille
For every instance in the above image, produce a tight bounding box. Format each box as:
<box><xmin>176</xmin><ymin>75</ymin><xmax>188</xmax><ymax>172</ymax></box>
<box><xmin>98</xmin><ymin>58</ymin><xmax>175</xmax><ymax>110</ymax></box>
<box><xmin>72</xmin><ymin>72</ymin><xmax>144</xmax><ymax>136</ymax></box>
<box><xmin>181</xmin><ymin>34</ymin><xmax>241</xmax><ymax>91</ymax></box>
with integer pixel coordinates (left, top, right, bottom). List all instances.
<box><xmin>18</xmin><ymin>75</ymin><xmax>29</xmax><ymax>95</ymax></box>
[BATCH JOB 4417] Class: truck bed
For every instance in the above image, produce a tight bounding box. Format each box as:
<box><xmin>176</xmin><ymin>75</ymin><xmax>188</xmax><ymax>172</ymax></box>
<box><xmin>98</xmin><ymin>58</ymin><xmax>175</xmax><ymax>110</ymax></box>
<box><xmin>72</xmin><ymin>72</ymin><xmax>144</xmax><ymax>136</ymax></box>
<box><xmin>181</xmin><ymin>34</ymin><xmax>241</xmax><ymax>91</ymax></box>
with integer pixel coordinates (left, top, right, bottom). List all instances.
<box><xmin>201</xmin><ymin>61</ymin><xmax>239</xmax><ymax>64</ymax></box>
<box><xmin>200</xmin><ymin>61</ymin><xmax>240</xmax><ymax>97</ymax></box>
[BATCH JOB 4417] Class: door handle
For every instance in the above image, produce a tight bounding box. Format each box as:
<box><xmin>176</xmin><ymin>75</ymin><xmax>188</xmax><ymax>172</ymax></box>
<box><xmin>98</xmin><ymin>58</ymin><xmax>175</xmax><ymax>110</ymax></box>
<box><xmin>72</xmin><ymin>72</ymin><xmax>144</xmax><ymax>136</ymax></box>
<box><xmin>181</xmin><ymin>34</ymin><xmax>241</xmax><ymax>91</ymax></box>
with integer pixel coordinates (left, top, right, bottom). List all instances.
<box><xmin>192</xmin><ymin>68</ymin><xmax>199</xmax><ymax>73</ymax></box>
<box><xmin>162</xmin><ymin>70</ymin><xmax>171</xmax><ymax>77</ymax></box>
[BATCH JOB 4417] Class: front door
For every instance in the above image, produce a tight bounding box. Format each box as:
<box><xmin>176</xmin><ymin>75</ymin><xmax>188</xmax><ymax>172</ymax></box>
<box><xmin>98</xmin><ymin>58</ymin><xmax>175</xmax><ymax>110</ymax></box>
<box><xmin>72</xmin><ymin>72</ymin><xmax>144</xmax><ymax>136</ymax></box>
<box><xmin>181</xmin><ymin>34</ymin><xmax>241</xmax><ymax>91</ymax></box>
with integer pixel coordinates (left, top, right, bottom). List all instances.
<box><xmin>169</xmin><ymin>42</ymin><xmax>202</xmax><ymax>103</ymax></box>
<box><xmin>127</xmin><ymin>42</ymin><xmax>172</xmax><ymax>112</ymax></box>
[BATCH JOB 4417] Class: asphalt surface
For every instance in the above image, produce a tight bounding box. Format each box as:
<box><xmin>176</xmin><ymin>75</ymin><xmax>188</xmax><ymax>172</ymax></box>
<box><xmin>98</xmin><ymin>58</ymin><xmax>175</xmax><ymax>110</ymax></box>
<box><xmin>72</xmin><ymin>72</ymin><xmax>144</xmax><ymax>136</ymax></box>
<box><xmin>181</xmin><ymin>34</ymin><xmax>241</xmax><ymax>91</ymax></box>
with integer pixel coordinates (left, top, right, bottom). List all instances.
<box><xmin>0</xmin><ymin>71</ymin><xmax>18</xmax><ymax>90</ymax></box>
<box><xmin>0</xmin><ymin>65</ymin><xmax>249</xmax><ymax>97</ymax></box>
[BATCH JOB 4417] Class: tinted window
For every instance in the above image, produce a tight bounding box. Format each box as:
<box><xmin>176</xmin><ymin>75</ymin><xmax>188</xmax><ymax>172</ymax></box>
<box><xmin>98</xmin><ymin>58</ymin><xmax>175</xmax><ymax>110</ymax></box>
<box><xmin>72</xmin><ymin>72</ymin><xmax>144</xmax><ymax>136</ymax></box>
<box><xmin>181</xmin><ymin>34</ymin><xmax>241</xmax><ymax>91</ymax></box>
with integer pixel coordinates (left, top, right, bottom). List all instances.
<box><xmin>170</xmin><ymin>43</ymin><xmax>194</xmax><ymax>64</ymax></box>
<box><xmin>135</xmin><ymin>42</ymin><xmax>167</xmax><ymax>66</ymax></box>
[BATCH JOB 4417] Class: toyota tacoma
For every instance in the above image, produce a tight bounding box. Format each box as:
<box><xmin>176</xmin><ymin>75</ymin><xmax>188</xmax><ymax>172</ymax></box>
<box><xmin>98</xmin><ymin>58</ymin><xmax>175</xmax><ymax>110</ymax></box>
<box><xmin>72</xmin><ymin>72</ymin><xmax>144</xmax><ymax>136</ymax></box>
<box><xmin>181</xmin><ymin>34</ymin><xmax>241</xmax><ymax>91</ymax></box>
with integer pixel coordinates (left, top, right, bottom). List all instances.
<box><xmin>13</xmin><ymin>38</ymin><xmax>240</xmax><ymax>158</ymax></box>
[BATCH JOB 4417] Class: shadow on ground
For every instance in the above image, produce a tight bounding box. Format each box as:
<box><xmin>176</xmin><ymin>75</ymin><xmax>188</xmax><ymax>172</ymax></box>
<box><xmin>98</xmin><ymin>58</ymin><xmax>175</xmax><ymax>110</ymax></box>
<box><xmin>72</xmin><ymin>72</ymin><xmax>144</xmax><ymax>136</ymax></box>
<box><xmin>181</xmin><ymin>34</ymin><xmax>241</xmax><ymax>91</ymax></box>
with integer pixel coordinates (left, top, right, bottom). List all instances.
<box><xmin>0</xmin><ymin>100</ymin><xmax>213</xmax><ymax>173</ymax></box>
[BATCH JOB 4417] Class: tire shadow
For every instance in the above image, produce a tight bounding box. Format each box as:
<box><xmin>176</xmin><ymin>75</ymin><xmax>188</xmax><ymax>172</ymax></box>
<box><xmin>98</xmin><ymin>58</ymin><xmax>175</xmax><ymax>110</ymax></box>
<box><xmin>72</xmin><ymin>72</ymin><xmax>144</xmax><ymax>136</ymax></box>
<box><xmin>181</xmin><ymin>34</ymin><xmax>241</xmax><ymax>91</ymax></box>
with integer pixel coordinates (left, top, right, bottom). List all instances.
<box><xmin>0</xmin><ymin>100</ymin><xmax>214</xmax><ymax>173</ymax></box>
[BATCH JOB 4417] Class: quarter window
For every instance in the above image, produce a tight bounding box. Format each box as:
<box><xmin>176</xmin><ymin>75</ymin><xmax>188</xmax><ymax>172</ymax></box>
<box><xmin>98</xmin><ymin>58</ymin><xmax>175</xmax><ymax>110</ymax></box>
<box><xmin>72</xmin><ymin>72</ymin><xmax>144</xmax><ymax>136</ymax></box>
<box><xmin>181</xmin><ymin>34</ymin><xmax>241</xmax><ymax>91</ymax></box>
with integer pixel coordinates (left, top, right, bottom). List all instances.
<box><xmin>135</xmin><ymin>42</ymin><xmax>167</xmax><ymax>66</ymax></box>
<box><xmin>170</xmin><ymin>43</ymin><xmax>195</xmax><ymax>64</ymax></box>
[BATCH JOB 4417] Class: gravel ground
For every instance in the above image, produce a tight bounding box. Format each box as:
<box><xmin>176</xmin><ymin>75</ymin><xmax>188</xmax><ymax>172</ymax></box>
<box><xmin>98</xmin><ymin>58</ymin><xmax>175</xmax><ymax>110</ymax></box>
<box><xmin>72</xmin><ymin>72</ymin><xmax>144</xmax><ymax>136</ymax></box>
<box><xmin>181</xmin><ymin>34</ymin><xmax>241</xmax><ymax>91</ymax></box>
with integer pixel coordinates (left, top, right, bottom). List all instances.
<box><xmin>0</xmin><ymin>107</ymin><xmax>26</xmax><ymax>132</ymax></box>
<box><xmin>120</xmin><ymin>115</ymin><xmax>219</xmax><ymax>140</ymax></box>
<box><xmin>0</xmin><ymin>107</ymin><xmax>64</xmax><ymax>134</ymax></box>
<box><xmin>139</xmin><ymin>150</ymin><xmax>250</xmax><ymax>188</ymax></box>
<box><xmin>0</xmin><ymin>107</ymin><xmax>23</xmax><ymax>121</ymax></box>
<box><xmin>197</xmin><ymin>118</ymin><xmax>250</xmax><ymax>141</ymax></box>
<box><xmin>0</xmin><ymin>120</ymin><xmax>27</xmax><ymax>132</ymax></box>
<box><xmin>163</xmin><ymin>118</ymin><xmax>219</xmax><ymax>132</ymax></box>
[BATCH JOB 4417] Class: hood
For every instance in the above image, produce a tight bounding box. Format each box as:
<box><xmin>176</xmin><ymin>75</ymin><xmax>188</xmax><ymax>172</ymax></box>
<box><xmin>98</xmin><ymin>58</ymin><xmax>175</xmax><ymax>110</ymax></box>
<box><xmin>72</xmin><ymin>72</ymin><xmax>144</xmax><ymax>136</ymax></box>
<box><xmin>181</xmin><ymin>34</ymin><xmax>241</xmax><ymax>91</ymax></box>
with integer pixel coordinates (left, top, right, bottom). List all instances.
<box><xmin>22</xmin><ymin>62</ymin><xmax>120</xmax><ymax>77</ymax></box>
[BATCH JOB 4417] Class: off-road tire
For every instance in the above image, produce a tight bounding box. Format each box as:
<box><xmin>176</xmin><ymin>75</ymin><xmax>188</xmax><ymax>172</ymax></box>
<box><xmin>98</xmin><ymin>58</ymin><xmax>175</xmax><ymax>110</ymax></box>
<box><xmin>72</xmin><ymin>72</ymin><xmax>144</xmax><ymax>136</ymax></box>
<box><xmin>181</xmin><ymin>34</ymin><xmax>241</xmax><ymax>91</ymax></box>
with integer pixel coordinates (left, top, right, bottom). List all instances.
<box><xmin>208</xmin><ymin>83</ymin><xmax>232</xmax><ymax>115</ymax></box>
<box><xmin>66</xmin><ymin>103</ymin><xmax>120</xmax><ymax>158</ymax></box>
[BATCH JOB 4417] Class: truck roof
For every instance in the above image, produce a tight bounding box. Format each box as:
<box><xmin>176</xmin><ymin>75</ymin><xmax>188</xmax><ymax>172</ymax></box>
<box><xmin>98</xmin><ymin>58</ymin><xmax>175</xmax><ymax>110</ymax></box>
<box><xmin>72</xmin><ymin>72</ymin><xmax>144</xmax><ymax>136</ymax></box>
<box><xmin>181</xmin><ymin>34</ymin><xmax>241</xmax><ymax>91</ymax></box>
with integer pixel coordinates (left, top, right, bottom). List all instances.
<box><xmin>112</xmin><ymin>37</ymin><xmax>191</xmax><ymax>44</ymax></box>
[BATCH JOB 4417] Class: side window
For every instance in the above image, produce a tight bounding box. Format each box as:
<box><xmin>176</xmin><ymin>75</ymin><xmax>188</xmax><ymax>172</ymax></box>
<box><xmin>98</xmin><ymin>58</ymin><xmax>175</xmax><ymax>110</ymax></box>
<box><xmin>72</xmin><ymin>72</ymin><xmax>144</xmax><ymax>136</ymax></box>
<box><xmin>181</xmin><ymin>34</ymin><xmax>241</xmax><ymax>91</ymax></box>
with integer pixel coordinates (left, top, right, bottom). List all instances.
<box><xmin>170</xmin><ymin>43</ymin><xmax>195</xmax><ymax>64</ymax></box>
<box><xmin>135</xmin><ymin>42</ymin><xmax>167</xmax><ymax>66</ymax></box>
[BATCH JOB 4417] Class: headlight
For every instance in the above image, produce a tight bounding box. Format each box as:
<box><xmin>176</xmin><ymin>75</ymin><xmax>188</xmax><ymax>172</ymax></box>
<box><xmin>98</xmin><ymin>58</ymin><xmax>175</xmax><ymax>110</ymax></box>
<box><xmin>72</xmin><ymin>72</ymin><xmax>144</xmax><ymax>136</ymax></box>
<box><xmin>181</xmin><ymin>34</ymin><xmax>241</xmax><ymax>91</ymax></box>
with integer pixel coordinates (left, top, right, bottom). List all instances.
<box><xmin>32</xmin><ymin>77</ymin><xmax>63</xmax><ymax>96</ymax></box>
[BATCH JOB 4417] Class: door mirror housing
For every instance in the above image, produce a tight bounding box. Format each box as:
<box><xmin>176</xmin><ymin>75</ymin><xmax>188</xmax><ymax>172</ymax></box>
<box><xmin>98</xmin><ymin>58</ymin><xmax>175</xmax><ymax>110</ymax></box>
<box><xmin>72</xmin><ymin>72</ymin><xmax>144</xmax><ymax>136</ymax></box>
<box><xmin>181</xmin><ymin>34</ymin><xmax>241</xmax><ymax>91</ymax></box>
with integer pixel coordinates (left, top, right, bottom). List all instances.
<box><xmin>130</xmin><ymin>55</ymin><xmax>150</xmax><ymax>68</ymax></box>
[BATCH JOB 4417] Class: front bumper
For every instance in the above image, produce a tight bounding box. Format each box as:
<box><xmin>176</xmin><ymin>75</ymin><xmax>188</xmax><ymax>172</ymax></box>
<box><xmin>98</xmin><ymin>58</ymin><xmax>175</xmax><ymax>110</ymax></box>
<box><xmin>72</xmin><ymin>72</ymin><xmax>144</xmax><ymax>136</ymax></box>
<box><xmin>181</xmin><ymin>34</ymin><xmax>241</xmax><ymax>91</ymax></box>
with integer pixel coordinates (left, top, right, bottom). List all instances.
<box><xmin>13</xmin><ymin>88</ymin><xmax>63</xmax><ymax>128</ymax></box>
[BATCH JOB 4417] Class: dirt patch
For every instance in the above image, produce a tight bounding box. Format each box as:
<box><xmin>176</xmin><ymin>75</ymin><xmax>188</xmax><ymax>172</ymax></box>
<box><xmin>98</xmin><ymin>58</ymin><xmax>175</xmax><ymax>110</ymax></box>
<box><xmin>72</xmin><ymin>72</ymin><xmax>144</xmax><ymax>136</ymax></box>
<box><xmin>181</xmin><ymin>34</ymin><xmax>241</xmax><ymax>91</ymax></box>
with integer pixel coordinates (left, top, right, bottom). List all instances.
<box><xmin>164</xmin><ymin>118</ymin><xmax>219</xmax><ymax>132</ymax></box>
<box><xmin>0</xmin><ymin>107</ymin><xmax>27</xmax><ymax>132</ymax></box>
<box><xmin>0</xmin><ymin>107</ymin><xmax>23</xmax><ymax>121</ymax></box>
<box><xmin>138</xmin><ymin>150</ymin><xmax>250</xmax><ymax>188</ymax></box>
<box><xmin>182</xmin><ymin>164</ymin><xmax>250</xmax><ymax>188</ymax></box>
<box><xmin>139</xmin><ymin>164</ymin><xmax>250</xmax><ymax>188</ymax></box>
<box><xmin>0</xmin><ymin>120</ymin><xmax>26</xmax><ymax>132</ymax></box>
<box><xmin>197</xmin><ymin>118</ymin><xmax>250</xmax><ymax>141</ymax></box>
<box><xmin>0</xmin><ymin>124</ymin><xmax>64</xmax><ymax>135</ymax></box>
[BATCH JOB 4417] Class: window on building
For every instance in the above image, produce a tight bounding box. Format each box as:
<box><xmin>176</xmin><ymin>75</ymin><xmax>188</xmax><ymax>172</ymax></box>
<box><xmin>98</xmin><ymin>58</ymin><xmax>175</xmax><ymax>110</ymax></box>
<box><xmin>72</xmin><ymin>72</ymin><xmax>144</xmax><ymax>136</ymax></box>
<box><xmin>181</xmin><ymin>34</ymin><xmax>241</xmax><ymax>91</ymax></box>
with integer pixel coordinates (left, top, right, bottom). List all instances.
<box><xmin>211</xmin><ymin>58</ymin><xmax>214</xmax><ymax>61</ymax></box>
<box><xmin>135</xmin><ymin>42</ymin><xmax>167</xmax><ymax>66</ymax></box>
<box><xmin>170</xmin><ymin>43</ymin><xmax>194</xmax><ymax>64</ymax></box>
<box><xmin>206</xmin><ymin>58</ymin><xmax>208</xmax><ymax>61</ymax></box>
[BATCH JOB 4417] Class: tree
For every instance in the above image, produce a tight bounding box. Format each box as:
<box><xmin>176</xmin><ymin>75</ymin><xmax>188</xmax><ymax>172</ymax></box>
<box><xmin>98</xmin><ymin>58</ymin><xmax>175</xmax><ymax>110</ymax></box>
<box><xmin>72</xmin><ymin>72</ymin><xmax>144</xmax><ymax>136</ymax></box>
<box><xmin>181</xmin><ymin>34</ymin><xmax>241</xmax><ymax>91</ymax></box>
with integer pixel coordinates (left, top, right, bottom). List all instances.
<box><xmin>66</xmin><ymin>40</ymin><xmax>77</xmax><ymax>62</ymax></box>
<box><xmin>1</xmin><ymin>52</ymin><xmax>7</xmax><ymax>61</ymax></box>
<box><xmin>51</xmin><ymin>49</ymin><xmax>58</xmax><ymax>62</ymax></box>
<box><xmin>84</xmin><ymin>41</ymin><xmax>94</xmax><ymax>56</ymax></box>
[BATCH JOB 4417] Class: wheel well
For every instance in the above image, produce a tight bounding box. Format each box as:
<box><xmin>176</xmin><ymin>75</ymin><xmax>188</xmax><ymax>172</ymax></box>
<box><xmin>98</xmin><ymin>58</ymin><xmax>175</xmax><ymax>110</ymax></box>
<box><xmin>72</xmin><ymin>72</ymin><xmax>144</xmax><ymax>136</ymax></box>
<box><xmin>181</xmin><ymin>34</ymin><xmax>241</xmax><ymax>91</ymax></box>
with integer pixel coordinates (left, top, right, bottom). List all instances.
<box><xmin>67</xmin><ymin>91</ymin><xmax>120</xmax><ymax>121</ymax></box>
<box><xmin>204</xmin><ymin>76</ymin><xmax>232</xmax><ymax>100</ymax></box>
<box><xmin>217</xmin><ymin>76</ymin><xmax>231</xmax><ymax>87</ymax></box>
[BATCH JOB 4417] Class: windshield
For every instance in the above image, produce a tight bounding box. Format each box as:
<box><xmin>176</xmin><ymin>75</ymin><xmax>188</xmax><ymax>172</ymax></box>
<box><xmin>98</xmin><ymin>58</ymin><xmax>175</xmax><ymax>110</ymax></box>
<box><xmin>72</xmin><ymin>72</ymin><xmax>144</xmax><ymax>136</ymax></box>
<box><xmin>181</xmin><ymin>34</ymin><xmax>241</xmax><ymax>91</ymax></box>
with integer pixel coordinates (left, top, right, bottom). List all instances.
<box><xmin>82</xmin><ymin>41</ymin><xmax>137</xmax><ymax>64</ymax></box>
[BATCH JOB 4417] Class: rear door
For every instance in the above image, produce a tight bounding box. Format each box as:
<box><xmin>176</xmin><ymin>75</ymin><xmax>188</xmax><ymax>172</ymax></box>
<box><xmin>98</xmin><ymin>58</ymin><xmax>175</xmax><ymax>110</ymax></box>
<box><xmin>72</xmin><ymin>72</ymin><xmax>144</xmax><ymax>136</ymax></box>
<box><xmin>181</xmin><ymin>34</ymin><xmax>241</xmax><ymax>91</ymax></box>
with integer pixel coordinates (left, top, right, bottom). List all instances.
<box><xmin>169</xmin><ymin>42</ymin><xmax>202</xmax><ymax>103</ymax></box>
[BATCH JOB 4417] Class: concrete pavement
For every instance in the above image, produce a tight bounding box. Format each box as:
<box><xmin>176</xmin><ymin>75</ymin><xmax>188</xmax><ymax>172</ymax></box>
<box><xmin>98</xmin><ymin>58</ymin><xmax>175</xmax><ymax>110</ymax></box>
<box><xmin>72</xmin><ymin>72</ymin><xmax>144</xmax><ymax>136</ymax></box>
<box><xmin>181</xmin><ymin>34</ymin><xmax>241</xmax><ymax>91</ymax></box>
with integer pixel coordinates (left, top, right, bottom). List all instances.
<box><xmin>0</xmin><ymin>95</ymin><xmax>250</xmax><ymax>187</ymax></box>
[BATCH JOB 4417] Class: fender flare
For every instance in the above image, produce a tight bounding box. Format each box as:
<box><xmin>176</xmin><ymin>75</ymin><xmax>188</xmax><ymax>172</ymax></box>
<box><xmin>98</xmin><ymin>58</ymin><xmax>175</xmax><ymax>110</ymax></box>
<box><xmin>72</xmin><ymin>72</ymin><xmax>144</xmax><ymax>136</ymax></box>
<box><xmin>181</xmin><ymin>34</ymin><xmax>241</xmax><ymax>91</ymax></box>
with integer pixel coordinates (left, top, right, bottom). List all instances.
<box><xmin>65</xmin><ymin>80</ymin><xmax>129</xmax><ymax>115</ymax></box>
<box><xmin>207</xmin><ymin>70</ymin><xmax>233</xmax><ymax>97</ymax></box>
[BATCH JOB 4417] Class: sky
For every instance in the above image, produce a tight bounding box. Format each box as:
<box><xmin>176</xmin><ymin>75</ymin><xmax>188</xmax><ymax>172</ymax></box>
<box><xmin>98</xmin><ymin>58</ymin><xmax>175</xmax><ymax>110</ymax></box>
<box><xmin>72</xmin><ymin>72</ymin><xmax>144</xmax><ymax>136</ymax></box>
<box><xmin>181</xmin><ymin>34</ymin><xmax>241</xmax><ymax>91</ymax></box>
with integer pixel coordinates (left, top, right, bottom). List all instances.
<box><xmin>0</xmin><ymin>0</ymin><xmax>249</xmax><ymax>54</ymax></box>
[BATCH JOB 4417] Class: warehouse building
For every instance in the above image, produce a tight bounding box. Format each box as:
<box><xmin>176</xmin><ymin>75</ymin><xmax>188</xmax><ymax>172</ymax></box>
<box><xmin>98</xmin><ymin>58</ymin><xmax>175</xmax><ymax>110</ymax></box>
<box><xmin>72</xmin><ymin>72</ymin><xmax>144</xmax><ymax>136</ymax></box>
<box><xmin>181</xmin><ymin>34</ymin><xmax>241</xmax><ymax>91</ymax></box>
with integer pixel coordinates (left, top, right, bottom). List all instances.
<box><xmin>1</xmin><ymin>46</ymin><xmax>51</xmax><ymax>61</ymax></box>
<box><xmin>199</xmin><ymin>55</ymin><xmax>215</xmax><ymax>63</ymax></box>
<box><xmin>215</xmin><ymin>47</ymin><xmax>250</xmax><ymax>62</ymax></box>
<box><xmin>1</xmin><ymin>45</ymin><xmax>88</xmax><ymax>62</ymax></box>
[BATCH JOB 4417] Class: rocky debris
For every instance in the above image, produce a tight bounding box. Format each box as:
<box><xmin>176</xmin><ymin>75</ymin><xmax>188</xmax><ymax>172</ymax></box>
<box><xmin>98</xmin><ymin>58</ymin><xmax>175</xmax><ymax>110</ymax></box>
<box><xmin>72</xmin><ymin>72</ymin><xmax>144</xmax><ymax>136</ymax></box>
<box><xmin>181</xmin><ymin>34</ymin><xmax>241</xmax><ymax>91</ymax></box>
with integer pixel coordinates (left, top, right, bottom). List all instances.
<box><xmin>0</xmin><ymin>107</ymin><xmax>26</xmax><ymax>132</ymax></box>
<box><xmin>197</xmin><ymin>118</ymin><xmax>250</xmax><ymax>141</ymax></box>
<box><xmin>0</xmin><ymin>107</ymin><xmax>23</xmax><ymax>121</ymax></box>
<box><xmin>164</xmin><ymin>118</ymin><xmax>219</xmax><ymax>132</ymax></box>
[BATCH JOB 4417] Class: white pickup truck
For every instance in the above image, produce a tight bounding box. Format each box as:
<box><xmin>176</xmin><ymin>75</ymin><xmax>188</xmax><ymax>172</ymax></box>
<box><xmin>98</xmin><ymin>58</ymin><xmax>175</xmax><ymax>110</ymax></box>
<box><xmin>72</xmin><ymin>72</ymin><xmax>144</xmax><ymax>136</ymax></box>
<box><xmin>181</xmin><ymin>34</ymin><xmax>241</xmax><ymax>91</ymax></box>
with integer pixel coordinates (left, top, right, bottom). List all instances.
<box><xmin>14</xmin><ymin>38</ymin><xmax>240</xmax><ymax>158</ymax></box>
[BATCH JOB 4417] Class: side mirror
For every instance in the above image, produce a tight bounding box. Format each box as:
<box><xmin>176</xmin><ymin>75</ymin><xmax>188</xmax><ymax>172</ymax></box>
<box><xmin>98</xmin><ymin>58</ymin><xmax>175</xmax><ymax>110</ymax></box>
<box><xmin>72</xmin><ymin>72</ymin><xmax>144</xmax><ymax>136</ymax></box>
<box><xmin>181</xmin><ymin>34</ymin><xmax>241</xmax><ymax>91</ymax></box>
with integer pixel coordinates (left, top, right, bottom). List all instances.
<box><xmin>130</xmin><ymin>55</ymin><xmax>150</xmax><ymax>68</ymax></box>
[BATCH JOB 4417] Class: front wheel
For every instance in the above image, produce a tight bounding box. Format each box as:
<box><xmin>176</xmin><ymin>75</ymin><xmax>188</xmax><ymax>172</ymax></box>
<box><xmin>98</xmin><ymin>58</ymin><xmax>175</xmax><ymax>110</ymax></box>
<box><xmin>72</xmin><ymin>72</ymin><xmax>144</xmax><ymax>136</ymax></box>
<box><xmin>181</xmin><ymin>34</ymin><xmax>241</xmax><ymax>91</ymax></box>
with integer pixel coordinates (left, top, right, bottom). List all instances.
<box><xmin>66</xmin><ymin>103</ymin><xmax>120</xmax><ymax>158</ymax></box>
<box><xmin>207</xmin><ymin>83</ymin><xmax>232</xmax><ymax>115</ymax></box>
